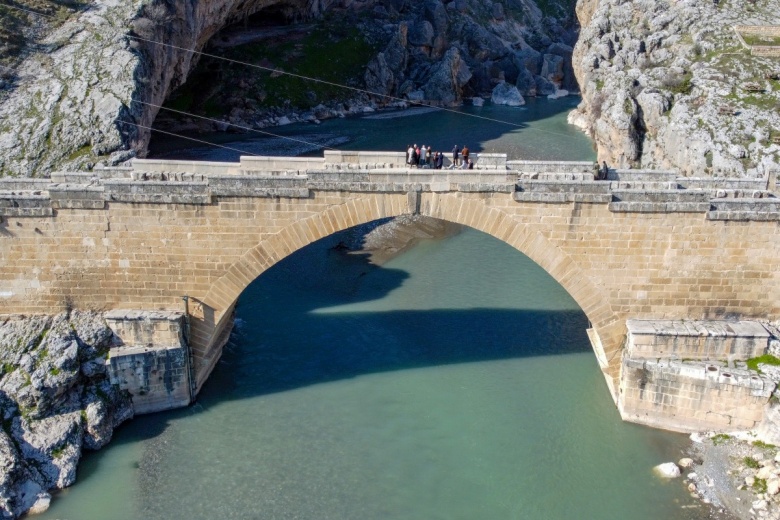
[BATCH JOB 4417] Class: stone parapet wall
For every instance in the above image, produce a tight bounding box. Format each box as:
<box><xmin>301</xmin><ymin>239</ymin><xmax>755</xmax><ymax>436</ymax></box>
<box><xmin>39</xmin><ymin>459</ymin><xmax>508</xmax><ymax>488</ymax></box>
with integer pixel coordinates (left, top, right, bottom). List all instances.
<box><xmin>754</xmin><ymin>47</ymin><xmax>780</xmax><ymax>57</ymax></box>
<box><xmin>507</xmin><ymin>160</ymin><xmax>593</xmax><ymax>174</ymax></box>
<box><xmin>103</xmin><ymin>180</ymin><xmax>211</xmax><ymax>205</ymax></box>
<box><xmin>735</xmin><ymin>25</ymin><xmax>780</xmax><ymax>37</ymax></box>
<box><xmin>626</xmin><ymin>320</ymin><xmax>770</xmax><ymax>360</ymax></box>
<box><xmin>131</xmin><ymin>158</ymin><xmax>241</xmax><ymax>175</ymax></box>
<box><xmin>618</xmin><ymin>358</ymin><xmax>774</xmax><ymax>432</ymax></box>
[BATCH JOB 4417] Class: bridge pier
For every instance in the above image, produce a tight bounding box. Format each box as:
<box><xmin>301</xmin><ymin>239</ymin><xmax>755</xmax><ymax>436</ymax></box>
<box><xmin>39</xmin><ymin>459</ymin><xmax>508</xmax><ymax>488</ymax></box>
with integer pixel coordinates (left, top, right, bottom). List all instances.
<box><xmin>104</xmin><ymin>310</ymin><xmax>193</xmax><ymax>414</ymax></box>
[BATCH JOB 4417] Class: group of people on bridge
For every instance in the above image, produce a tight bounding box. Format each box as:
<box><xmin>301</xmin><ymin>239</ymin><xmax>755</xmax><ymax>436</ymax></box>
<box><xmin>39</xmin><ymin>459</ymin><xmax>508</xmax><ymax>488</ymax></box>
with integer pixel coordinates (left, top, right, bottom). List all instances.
<box><xmin>406</xmin><ymin>144</ymin><xmax>474</xmax><ymax>170</ymax></box>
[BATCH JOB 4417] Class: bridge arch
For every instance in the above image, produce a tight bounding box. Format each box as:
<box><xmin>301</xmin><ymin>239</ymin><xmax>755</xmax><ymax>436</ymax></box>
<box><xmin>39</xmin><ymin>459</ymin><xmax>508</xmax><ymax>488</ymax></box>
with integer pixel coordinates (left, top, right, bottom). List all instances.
<box><xmin>193</xmin><ymin>192</ymin><xmax>621</xmax><ymax>394</ymax></box>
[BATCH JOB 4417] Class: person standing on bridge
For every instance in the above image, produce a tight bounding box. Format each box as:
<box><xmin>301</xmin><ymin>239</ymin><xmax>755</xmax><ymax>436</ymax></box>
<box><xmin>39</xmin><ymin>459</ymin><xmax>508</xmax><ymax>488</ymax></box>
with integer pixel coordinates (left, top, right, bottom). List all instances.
<box><xmin>434</xmin><ymin>151</ymin><xmax>444</xmax><ymax>169</ymax></box>
<box><xmin>407</xmin><ymin>144</ymin><xmax>414</xmax><ymax>166</ymax></box>
<box><xmin>461</xmin><ymin>145</ymin><xmax>470</xmax><ymax>166</ymax></box>
<box><xmin>452</xmin><ymin>144</ymin><xmax>460</xmax><ymax>167</ymax></box>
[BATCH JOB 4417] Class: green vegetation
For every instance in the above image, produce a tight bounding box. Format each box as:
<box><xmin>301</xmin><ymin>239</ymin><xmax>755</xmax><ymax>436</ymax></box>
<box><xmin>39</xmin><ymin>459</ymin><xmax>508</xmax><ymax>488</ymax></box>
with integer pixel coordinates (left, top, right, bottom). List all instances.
<box><xmin>747</xmin><ymin>354</ymin><xmax>780</xmax><ymax>372</ymax></box>
<box><xmin>51</xmin><ymin>445</ymin><xmax>66</xmax><ymax>459</ymax></box>
<box><xmin>66</xmin><ymin>145</ymin><xmax>92</xmax><ymax>161</ymax></box>
<box><xmin>623</xmin><ymin>97</ymin><xmax>634</xmax><ymax>115</ymax></box>
<box><xmin>0</xmin><ymin>1</ymin><xmax>89</xmax><ymax>70</ymax></box>
<box><xmin>711</xmin><ymin>433</ymin><xmax>732</xmax><ymax>445</ymax></box>
<box><xmin>744</xmin><ymin>456</ymin><xmax>761</xmax><ymax>469</ymax></box>
<box><xmin>533</xmin><ymin>0</ymin><xmax>577</xmax><ymax>17</ymax></box>
<box><xmin>663</xmin><ymin>72</ymin><xmax>693</xmax><ymax>96</ymax></box>
<box><xmin>741</xmin><ymin>34</ymin><xmax>780</xmax><ymax>47</ymax></box>
<box><xmin>754</xmin><ymin>477</ymin><xmax>768</xmax><ymax>494</ymax></box>
<box><xmin>752</xmin><ymin>440</ymin><xmax>777</xmax><ymax>449</ymax></box>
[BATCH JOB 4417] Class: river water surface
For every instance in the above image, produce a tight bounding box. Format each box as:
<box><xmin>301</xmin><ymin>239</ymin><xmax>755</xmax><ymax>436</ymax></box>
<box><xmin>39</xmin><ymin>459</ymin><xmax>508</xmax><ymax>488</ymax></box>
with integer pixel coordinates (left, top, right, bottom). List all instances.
<box><xmin>38</xmin><ymin>99</ymin><xmax>709</xmax><ymax>519</ymax></box>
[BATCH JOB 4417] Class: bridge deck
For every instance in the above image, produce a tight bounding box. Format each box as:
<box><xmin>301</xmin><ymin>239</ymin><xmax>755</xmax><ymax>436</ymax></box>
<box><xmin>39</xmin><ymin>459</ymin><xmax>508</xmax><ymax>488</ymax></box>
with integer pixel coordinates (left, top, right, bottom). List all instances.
<box><xmin>1</xmin><ymin>154</ymin><xmax>775</xmax><ymax>221</ymax></box>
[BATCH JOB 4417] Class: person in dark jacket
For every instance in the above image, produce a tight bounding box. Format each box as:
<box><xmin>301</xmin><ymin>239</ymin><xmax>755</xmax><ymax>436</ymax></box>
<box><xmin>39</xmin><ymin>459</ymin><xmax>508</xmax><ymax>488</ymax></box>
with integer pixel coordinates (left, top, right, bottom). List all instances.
<box><xmin>434</xmin><ymin>152</ymin><xmax>444</xmax><ymax>169</ymax></box>
<box><xmin>452</xmin><ymin>145</ymin><xmax>460</xmax><ymax>167</ymax></box>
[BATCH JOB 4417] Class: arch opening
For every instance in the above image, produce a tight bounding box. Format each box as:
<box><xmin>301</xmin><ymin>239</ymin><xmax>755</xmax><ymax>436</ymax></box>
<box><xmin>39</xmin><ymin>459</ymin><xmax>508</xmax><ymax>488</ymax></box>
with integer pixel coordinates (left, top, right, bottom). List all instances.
<box><xmin>189</xmin><ymin>198</ymin><xmax>620</xmax><ymax>399</ymax></box>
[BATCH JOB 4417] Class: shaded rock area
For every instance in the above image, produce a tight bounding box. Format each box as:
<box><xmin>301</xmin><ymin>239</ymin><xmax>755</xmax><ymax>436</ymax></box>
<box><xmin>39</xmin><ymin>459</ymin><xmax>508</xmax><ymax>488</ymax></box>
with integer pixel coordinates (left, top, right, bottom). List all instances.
<box><xmin>0</xmin><ymin>0</ymin><xmax>580</xmax><ymax>176</ymax></box>
<box><xmin>570</xmin><ymin>0</ymin><xmax>780</xmax><ymax>177</ymax></box>
<box><xmin>0</xmin><ymin>312</ymin><xmax>132</xmax><ymax>519</ymax></box>
<box><xmin>336</xmin><ymin>215</ymin><xmax>463</xmax><ymax>266</ymax></box>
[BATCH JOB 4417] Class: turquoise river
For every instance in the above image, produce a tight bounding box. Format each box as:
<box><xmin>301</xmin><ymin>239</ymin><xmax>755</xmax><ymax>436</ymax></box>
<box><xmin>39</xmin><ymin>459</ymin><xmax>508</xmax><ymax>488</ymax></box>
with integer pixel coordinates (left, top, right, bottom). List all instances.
<box><xmin>38</xmin><ymin>98</ymin><xmax>710</xmax><ymax>519</ymax></box>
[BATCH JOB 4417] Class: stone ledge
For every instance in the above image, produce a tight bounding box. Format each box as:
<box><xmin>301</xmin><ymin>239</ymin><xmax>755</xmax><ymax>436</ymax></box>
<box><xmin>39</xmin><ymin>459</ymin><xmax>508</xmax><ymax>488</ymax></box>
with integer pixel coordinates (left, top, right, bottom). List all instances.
<box><xmin>627</xmin><ymin>319</ymin><xmax>770</xmax><ymax>338</ymax></box>
<box><xmin>625</xmin><ymin>358</ymin><xmax>773</xmax><ymax>396</ymax></box>
<box><xmin>608</xmin><ymin>169</ymin><xmax>678</xmax><ymax>181</ymax></box>
<box><xmin>611</xmin><ymin>189</ymin><xmax>711</xmax><ymax>203</ymax></box>
<box><xmin>678</xmin><ymin>177</ymin><xmax>767</xmax><ymax>190</ymax></box>
<box><xmin>513</xmin><ymin>192</ymin><xmax>611</xmax><ymax>203</ymax></box>
<box><xmin>103</xmin><ymin>180</ymin><xmax>212</xmax><ymax>205</ymax></box>
<box><xmin>608</xmin><ymin>201</ymin><xmax>710</xmax><ymax>213</ymax></box>
<box><xmin>506</xmin><ymin>160</ymin><xmax>593</xmax><ymax>174</ymax></box>
<box><xmin>707</xmin><ymin>210</ymin><xmax>780</xmax><ymax>221</ymax></box>
<box><xmin>516</xmin><ymin>180</ymin><xmax>612</xmax><ymax>194</ymax></box>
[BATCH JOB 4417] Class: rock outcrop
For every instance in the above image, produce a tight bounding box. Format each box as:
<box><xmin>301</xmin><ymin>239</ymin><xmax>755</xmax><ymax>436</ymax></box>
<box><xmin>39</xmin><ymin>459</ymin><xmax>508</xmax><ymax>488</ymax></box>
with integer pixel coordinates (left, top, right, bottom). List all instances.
<box><xmin>0</xmin><ymin>0</ymin><xmax>314</xmax><ymax>177</ymax></box>
<box><xmin>0</xmin><ymin>312</ymin><xmax>132</xmax><ymax>518</ymax></box>
<box><xmin>570</xmin><ymin>0</ymin><xmax>780</xmax><ymax>177</ymax></box>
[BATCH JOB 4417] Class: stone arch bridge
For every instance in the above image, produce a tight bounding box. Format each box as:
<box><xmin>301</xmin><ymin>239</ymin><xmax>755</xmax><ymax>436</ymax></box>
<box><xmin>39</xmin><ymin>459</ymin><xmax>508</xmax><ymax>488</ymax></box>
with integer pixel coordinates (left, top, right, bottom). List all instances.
<box><xmin>2</xmin><ymin>151</ymin><xmax>779</xmax><ymax>417</ymax></box>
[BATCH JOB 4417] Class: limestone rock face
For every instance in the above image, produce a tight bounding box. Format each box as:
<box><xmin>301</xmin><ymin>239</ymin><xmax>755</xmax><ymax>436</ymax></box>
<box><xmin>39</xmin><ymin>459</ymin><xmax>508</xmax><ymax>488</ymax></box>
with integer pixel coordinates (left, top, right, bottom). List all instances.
<box><xmin>0</xmin><ymin>312</ymin><xmax>133</xmax><ymax>519</ymax></box>
<box><xmin>1</xmin><ymin>0</ymin><xmax>579</xmax><ymax>176</ymax></box>
<box><xmin>0</xmin><ymin>0</ymin><xmax>312</xmax><ymax>177</ymax></box>
<box><xmin>571</xmin><ymin>0</ymin><xmax>780</xmax><ymax>176</ymax></box>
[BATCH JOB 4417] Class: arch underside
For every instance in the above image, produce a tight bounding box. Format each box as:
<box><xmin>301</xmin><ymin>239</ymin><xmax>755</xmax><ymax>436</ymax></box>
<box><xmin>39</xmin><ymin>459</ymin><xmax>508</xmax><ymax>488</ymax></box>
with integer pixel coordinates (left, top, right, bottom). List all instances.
<box><xmin>189</xmin><ymin>192</ymin><xmax>621</xmax><ymax>395</ymax></box>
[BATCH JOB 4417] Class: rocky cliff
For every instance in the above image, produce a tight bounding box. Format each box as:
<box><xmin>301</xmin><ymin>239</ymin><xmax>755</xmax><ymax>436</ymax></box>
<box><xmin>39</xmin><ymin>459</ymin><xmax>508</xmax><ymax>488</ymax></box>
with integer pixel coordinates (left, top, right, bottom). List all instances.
<box><xmin>570</xmin><ymin>0</ymin><xmax>780</xmax><ymax>177</ymax></box>
<box><xmin>0</xmin><ymin>0</ymin><xmax>578</xmax><ymax>176</ymax></box>
<box><xmin>0</xmin><ymin>311</ymin><xmax>132</xmax><ymax>518</ymax></box>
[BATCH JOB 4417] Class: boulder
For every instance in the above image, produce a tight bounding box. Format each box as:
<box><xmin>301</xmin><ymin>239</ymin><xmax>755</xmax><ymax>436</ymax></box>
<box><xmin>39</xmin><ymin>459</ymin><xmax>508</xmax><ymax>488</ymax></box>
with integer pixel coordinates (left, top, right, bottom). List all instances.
<box><xmin>408</xmin><ymin>20</ymin><xmax>435</xmax><ymax>48</ymax></box>
<box><xmin>678</xmin><ymin>457</ymin><xmax>694</xmax><ymax>468</ymax></box>
<box><xmin>516</xmin><ymin>68</ymin><xmax>537</xmax><ymax>96</ymax></box>
<box><xmin>541</xmin><ymin>53</ymin><xmax>565</xmax><ymax>85</ymax></box>
<box><xmin>423</xmin><ymin>0</ymin><xmax>449</xmax><ymax>36</ymax></box>
<box><xmin>534</xmin><ymin>75</ymin><xmax>557</xmax><ymax>96</ymax></box>
<box><xmin>653</xmin><ymin>462</ymin><xmax>681</xmax><ymax>478</ymax></box>
<box><xmin>491</xmin><ymin>82</ymin><xmax>525</xmax><ymax>106</ymax></box>
<box><xmin>515</xmin><ymin>47</ymin><xmax>542</xmax><ymax>75</ymax></box>
<box><xmin>547</xmin><ymin>89</ymin><xmax>569</xmax><ymax>99</ymax></box>
<box><xmin>471</xmin><ymin>97</ymin><xmax>485</xmax><ymax>106</ymax></box>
